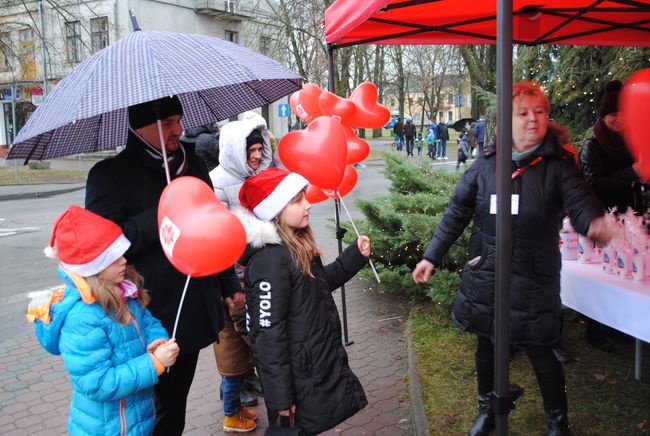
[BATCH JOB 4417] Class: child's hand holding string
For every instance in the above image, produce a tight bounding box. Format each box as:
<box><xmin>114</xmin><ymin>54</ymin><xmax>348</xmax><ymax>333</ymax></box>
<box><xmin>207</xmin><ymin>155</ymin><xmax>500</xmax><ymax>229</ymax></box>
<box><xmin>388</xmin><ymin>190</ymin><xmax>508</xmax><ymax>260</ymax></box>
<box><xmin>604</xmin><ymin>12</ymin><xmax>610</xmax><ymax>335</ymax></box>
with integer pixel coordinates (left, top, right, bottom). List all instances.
<box><xmin>357</xmin><ymin>236</ymin><xmax>371</xmax><ymax>257</ymax></box>
<box><xmin>154</xmin><ymin>338</ymin><xmax>179</xmax><ymax>368</ymax></box>
<box><xmin>147</xmin><ymin>338</ymin><xmax>166</xmax><ymax>353</ymax></box>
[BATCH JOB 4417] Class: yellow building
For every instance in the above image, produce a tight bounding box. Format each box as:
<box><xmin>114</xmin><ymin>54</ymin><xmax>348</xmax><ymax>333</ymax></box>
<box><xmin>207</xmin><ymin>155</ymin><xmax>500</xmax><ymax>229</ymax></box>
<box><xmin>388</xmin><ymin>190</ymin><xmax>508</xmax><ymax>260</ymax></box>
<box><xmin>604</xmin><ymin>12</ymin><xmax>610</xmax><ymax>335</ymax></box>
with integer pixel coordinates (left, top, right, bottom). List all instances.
<box><xmin>384</xmin><ymin>75</ymin><xmax>473</xmax><ymax>127</ymax></box>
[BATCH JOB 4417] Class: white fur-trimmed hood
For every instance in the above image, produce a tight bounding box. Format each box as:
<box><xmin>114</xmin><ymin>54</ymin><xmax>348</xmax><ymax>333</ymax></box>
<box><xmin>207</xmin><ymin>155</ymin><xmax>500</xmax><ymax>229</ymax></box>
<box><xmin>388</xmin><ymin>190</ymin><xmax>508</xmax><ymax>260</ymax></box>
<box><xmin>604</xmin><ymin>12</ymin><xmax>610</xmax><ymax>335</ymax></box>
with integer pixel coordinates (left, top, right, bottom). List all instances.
<box><xmin>231</xmin><ymin>206</ymin><xmax>281</xmax><ymax>247</ymax></box>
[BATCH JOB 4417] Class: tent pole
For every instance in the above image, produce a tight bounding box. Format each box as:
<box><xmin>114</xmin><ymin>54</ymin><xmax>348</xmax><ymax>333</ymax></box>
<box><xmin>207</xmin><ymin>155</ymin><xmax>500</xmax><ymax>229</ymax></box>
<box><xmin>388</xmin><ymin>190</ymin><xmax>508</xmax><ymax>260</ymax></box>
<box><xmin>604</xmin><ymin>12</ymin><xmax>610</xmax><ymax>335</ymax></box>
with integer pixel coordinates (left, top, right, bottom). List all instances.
<box><xmin>329</xmin><ymin>44</ymin><xmax>353</xmax><ymax>346</ymax></box>
<box><xmin>494</xmin><ymin>1</ymin><xmax>522</xmax><ymax>435</ymax></box>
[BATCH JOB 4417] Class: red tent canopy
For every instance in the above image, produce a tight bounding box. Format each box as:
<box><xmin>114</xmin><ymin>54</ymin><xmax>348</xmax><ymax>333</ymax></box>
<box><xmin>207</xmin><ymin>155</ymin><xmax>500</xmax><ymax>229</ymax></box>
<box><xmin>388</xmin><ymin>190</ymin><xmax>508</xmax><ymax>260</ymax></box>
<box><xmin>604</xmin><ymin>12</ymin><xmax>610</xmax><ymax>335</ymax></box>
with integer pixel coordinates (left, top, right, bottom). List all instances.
<box><xmin>325</xmin><ymin>0</ymin><xmax>650</xmax><ymax>48</ymax></box>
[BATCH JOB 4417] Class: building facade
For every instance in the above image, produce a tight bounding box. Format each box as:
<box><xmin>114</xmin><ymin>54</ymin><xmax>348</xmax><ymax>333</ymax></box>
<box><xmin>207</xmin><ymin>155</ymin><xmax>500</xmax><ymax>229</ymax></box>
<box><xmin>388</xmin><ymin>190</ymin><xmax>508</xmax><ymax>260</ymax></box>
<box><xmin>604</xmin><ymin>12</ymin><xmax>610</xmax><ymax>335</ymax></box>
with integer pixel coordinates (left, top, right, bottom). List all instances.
<box><xmin>384</xmin><ymin>75</ymin><xmax>473</xmax><ymax>129</ymax></box>
<box><xmin>0</xmin><ymin>0</ymin><xmax>289</xmax><ymax>153</ymax></box>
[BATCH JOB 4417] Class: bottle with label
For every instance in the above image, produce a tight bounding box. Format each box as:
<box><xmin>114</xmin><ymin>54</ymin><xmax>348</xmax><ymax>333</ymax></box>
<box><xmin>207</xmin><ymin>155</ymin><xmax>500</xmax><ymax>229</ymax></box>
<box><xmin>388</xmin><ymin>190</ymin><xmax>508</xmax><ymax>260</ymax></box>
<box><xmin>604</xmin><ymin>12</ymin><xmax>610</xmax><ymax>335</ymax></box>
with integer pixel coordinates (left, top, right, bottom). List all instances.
<box><xmin>602</xmin><ymin>242</ymin><xmax>614</xmax><ymax>274</ymax></box>
<box><xmin>577</xmin><ymin>235</ymin><xmax>593</xmax><ymax>263</ymax></box>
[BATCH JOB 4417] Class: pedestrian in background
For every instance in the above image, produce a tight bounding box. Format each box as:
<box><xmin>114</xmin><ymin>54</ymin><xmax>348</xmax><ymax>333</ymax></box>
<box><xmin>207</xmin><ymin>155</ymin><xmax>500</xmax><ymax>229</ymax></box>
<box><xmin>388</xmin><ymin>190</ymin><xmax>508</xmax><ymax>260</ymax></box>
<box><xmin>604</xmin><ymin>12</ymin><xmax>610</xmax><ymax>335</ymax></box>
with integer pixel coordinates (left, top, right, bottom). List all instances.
<box><xmin>393</xmin><ymin>116</ymin><xmax>404</xmax><ymax>151</ymax></box>
<box><xmin>456</xmin><ymin>129</ymin><xmax>470</xmax><ymax>170</ymax></box>
<box><xmin>86</xmin><ymin>96</ymin><xmax>241</xmax><ymax>435</ymax></box>
<box><xmin>31</xmin><ymin>206</ymin><xmax>179</xmax><ymax>435</ymax></box>
<box><xmin>436</xmin><ymin>117</ymin><xmax>449</xmax><ymax>159</ymax></box>
<box><xmin>475</xmin><ymin>116</ymin><xmax>486</xmax><ymax>155</ymax></box>
<box><xmin>236</xmin><ymin>168</ymin><xmax>371</xmax><ymax>435</ymax></box>
<box><xmin>426</xmin><ymin>124</ymin><xmax>437</xmax><ymax>159</ymax></box>
<box><xmin>181</xmin><ymin>123</ymin><xmax>220</xmax><ymax>172</ymax></box>
<box><xmin>404</xmin><ymin>117</ymin><xmax>416</xmax><ymax>156</ymax></box>
<box><xmin>413</xmin><ymin>81</ymin><xmax>618</xmax><ymax>436</ymax></box>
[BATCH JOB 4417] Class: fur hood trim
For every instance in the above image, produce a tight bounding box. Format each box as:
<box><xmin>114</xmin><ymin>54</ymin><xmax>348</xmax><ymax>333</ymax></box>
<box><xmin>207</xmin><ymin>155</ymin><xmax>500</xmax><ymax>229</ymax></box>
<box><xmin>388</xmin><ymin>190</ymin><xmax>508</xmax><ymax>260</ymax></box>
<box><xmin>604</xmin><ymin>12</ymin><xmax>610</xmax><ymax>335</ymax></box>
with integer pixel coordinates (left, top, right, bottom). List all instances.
<box><xmin>231</xmin><ymin>206</ymin><xmax>281</xmax><ymax>247</ymax></box>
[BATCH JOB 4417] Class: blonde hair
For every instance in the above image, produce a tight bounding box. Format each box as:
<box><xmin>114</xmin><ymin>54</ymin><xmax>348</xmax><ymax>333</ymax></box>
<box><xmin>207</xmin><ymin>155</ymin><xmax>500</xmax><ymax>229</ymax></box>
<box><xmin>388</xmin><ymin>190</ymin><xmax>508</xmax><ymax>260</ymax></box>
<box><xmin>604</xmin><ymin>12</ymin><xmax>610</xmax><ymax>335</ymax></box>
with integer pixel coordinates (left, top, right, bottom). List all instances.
<box><xmin>273</xmin><ymin>208</ymin><xmax>321</xmax><ymax>277</ymax></box>
<box><xmin>85</xmin><ymin>265</ymin><xmax>150</xmax><ymax>325</ymax></box>
<box><xmin>512</xmin><ymin>80</ymin><xmax>550</xmax><ymax>113</ymax></box>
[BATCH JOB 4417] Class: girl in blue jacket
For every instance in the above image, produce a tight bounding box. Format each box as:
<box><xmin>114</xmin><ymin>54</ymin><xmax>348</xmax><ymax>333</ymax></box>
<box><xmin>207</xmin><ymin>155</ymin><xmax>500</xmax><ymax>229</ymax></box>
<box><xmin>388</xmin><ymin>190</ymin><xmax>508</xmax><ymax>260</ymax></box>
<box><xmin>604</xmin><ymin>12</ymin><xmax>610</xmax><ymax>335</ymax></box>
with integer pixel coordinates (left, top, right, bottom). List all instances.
<box><xmin>29</xmin><ymin>205</ymin><xmax>179</xmax><ymax>435</ymax></box>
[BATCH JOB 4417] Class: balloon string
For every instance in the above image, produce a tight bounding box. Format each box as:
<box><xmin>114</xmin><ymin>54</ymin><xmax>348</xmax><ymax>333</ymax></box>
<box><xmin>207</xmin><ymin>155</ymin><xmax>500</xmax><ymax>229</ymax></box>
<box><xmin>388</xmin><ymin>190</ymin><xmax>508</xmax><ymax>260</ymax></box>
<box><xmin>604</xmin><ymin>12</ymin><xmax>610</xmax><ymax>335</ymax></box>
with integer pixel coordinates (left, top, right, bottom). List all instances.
<box><xmin>157</xmin><ymin>120</ymin><xmax>171</xmax><ymax>185</ymax></box>
<box><xmin>337</xmin><ymin>192</ymin><xmax>381</xmax><ymax>284</ymax></box>
<box><xmin>168</xmin><ymin>273</ymin><xmax>191</xmax><ymax>373</ymax></box>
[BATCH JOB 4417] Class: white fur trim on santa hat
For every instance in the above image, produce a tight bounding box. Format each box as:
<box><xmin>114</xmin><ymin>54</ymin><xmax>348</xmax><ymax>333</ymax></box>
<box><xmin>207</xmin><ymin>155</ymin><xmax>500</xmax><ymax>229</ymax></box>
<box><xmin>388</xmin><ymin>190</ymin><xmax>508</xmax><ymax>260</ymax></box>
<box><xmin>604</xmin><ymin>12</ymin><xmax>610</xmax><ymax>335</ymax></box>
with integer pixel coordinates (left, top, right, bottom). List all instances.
<box><xmin>253</xmin><ymin>172</ymin><xmax>308</xmax><ymax>221</ymax></box>
<box><xmin>60</xmin><ymin>234</ymin><xmax>131</xmax><ymax>278</ymax></box>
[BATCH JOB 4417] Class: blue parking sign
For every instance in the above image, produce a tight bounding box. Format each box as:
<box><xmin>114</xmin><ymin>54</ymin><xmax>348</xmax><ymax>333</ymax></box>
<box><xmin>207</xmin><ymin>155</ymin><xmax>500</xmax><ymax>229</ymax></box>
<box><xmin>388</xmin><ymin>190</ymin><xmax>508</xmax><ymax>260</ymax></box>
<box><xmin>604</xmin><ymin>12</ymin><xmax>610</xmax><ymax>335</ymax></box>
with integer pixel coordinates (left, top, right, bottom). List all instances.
<box><xmin>278</xmin><ymin>103</ymin><xmax>290</xmax><ymax>117</ymax></box>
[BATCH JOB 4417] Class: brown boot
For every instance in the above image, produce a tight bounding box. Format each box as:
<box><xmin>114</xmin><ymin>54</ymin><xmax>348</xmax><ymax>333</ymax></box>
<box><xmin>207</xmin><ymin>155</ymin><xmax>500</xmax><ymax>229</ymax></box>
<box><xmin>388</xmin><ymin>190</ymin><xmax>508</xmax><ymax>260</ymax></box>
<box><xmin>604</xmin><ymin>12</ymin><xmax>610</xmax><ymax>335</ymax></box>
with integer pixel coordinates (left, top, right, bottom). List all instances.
<box><xmin>223</xmin><ymin>410</ymin><xmax>256</xmax><ymax>433</ymax></box>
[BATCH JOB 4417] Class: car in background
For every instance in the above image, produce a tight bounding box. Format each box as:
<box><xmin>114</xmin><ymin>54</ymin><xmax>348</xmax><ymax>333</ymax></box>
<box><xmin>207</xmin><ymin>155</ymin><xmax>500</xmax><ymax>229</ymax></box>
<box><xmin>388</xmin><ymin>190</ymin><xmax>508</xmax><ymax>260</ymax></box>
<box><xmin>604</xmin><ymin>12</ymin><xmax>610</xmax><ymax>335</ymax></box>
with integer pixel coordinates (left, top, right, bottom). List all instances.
<box><xmin>384</xmin><ymin>116</ymin><xmax>398</xmax><ymax>129</ymax></box>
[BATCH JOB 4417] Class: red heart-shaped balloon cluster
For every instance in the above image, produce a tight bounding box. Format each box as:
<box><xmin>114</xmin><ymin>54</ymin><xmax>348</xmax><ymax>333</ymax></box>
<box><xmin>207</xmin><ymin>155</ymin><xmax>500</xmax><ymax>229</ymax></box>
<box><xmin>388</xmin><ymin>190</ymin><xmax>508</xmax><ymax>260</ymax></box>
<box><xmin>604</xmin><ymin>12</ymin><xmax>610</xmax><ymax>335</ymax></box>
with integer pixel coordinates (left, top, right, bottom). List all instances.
<box><xmin>283</xmin><ymin>81</ymin><xmax>390</xmax><ymax>200</ymax></box>
<box><xmin>289</xmin><ymin>83</ymin><xmax>322</xmax><ymax>123</ymax></box>
<box><xmin>278</xmin><ymin>116</ymin><xmax>347</xmax><ymax>190</ymax></box>
<box><xmin>318</xmin><ymin>91</ymin><xmax>356</xmax><ymax>120</ymax></box>
<box><xmin>344</xmin><ymin>82</ymin><xmax>391</xmax><ymax>129</ymax></box>
<box><xmin>158</xmin><ymin>177</ymin><xmax>246</xmax><ymax>277</ymax></box>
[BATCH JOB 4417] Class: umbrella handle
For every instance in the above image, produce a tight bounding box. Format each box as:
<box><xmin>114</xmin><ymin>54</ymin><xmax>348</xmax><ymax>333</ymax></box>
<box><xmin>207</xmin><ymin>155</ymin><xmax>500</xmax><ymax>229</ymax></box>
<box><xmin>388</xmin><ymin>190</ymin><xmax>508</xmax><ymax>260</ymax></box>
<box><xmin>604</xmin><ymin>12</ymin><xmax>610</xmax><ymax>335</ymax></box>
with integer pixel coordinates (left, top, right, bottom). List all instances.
<box><xmin>158</xmin><ymin>120</ymin><xmax>172</xmax><ymax>185</ymax></box>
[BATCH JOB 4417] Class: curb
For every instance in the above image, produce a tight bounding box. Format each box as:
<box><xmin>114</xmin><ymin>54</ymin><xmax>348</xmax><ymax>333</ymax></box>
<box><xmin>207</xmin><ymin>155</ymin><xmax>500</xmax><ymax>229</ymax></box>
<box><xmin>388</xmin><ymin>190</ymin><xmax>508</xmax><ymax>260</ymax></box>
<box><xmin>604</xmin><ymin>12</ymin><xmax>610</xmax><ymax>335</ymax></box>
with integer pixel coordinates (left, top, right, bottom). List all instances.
<box><xmin>407</xmin><ymin>326</ymin><xmax>431</xmax><ymax>436</ymax></box>
<box><xmin>0</xmin><ymin>185</ymin><xmax>85</xmax><ymax>202</ymax></box>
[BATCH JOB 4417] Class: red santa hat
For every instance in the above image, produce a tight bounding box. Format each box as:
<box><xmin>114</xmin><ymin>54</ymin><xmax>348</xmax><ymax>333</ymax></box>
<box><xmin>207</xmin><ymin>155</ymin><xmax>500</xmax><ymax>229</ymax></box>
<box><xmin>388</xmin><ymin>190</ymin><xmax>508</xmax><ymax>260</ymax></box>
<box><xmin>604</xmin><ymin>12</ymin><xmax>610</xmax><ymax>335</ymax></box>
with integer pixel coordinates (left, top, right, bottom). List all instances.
<box><xmin>44</xmin><ymin>205</ymin><xmax>131</xmax><ymax>277</ymax></box>
<box><xmin>239</xmin><ymin>168</ymin><xmax>309</xmax><ymax>221</ymax></box>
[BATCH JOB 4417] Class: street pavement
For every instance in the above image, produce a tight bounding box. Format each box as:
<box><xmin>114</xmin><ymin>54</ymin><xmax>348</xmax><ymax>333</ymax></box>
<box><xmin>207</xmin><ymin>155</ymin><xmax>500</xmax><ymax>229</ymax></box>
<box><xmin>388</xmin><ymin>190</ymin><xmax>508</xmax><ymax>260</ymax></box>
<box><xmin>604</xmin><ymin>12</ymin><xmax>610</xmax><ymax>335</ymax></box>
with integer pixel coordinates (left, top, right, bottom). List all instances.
<box><xmin>0</xmin><ymin>139</ymin><xmax>435</xmax><ymax>435</ymax></box>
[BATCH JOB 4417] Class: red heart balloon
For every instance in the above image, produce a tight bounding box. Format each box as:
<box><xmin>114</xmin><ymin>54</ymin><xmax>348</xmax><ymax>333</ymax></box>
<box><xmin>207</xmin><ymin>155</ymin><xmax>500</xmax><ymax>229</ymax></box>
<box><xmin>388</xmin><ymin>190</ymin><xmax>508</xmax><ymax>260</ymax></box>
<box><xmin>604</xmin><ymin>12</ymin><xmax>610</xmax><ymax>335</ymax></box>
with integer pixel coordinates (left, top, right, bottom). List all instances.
<box><xmin>290</xmin><ymin>83</ymin><xmax>323</xmax><ymax>123</ymax></box>
<box><xmin>305</xmin><ymin>184</ymin><xmax>329</xmax><ymax>204</ymax></box>
<box><xmin>318</xmin><ymin>91</ymin><xmax>356</xmax><ymax>120</ymax></box>
<box><xmin>343</xmin><ymin>126</ymin><xmax>370</xmax><ymax>164</ymax></box>
<box><xmin>343</xmin><ymin>82</ymin><xmax>391</xmax><ymax>129</ymax></box>
<box><xmin>323</xmin><ymin>165</ymin><xmax>358</xmax><ymax>199</ymax></box>
<box><xmin>621</xmin><ymin>68</ymin><xmax>650</xmax><ymax>179</ymax></box>
<box><xmin>278</xmin><ymin>116</ymin><xmax>347</xmax><ymax>189</ymax></box>
<box><xmin>289</xmin><ymin>90</ymin><xmax>301</xmax><ymax>120</ymax></box>
<box><xmin>158</xmin><ymin>177</ymin><xmax>246</xmax><ymax>277</ymax></box>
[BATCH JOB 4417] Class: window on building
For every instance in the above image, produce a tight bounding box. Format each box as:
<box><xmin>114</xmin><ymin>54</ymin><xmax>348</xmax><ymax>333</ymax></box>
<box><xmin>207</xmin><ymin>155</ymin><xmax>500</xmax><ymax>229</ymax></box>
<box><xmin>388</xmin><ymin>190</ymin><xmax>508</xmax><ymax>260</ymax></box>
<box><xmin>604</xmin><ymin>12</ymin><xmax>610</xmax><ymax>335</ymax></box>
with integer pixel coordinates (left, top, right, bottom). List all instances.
<box><xmin>65</xmin><ymin>21</ymin><xmax>83</xmax><ymax>63</ymax></box>
<box><xmin>224</xmin><ymin>0</ymin><xmax>236</xmax><ymax>13</ymax></box>
<box><xmin>0</xmin><ymin>32</ymin><xmax>12</xmax><ymax>69</ymax></box>
<box><xmin>259</xmin><ymin>35</ymin><xmax>270</xmax><ymax>55</ymax></box>
<box><xmin>390</xmin><ymin>98</ymin><xmax>396</xmax><ymax>107</ymax></box>
<box><xmin>448</xmin><ymin>111</ymin><xmax>454</xmax><ymax>123</ymax></box>
<box><xmin>91</xmin><ymin>17</ymin><xmax>109</xmax><ymax>53</ymax></box>
<box><xmin>225</xmin><ymin>30</ymin><xmax>238</xmax><ymax>44</ymax></box>
<box><xmin>438</xmin><ymin>111</ymin><xmax>443</xmax><ymax>121</ymax></box>
<box><xmin>19</xmin><ymin>29</ymin><xmax>36</xmax><ymax>80</ymax></box>
<box><xmin>447</xmin><ymin>93</ymin><xmax>454</xmax><ymax>105</ymax></box>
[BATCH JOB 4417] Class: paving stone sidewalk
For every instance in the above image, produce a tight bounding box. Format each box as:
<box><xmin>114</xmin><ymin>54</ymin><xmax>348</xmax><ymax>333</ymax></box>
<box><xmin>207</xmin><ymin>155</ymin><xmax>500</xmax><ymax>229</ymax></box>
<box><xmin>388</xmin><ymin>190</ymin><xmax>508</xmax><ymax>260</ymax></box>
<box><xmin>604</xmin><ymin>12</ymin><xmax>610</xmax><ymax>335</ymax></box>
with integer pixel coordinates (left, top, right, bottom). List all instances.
<box><xmin>0</xmin><ymin>232</ymin><xmax>412</xmax><ymax>435</ymax></box>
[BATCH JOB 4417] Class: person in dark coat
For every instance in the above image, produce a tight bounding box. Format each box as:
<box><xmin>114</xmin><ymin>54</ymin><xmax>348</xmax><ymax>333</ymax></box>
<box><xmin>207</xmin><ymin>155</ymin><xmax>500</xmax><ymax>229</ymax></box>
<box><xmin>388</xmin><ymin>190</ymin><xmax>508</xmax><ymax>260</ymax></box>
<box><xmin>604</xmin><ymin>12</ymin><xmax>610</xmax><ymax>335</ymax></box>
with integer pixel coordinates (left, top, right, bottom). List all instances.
<box><xmin>436</xmin><ymin>118</ymin><xmax>450</xmax><ymax>159</ymax></box>
<box><xmin>580</xmin><ymin>79</ymin><xmax>647</xmax><ymax>214</ymax></box>
<box><xmin>234</xmin><ymin>168</ymin><xmax>370</xmax><ymax>435</ymax></box>
<box><xmin>475</xmin><ymin>117</ymin><xmax>486</xmax><ymax>155</ymax></box>
<box><xmin>412</xmin><ymin>81</ymin><xmax>619</xmax><ymax>436</ymax></box>
<box><xmin>403</xmin><ymin>117</ymin><xmax>416</xmax><ymax>156</ymax></box>
<box><xmin>393</xmin><ymin>116</ymin><xmax>404</xmax><ymax>151</ymax></box>
<box><xmin>579</xmin><ymin>79</ymin><xmax>648</xmax><ymax>353</ymax></box>
<box><xmin>181</xmin><ymin>123</ymin><xmax>220</xmax><ymax>172</ymax></box>
<box><xmin>85</xmin><ymin>96</ymin><xmax>241</xmax><ymax>435</ymax></box>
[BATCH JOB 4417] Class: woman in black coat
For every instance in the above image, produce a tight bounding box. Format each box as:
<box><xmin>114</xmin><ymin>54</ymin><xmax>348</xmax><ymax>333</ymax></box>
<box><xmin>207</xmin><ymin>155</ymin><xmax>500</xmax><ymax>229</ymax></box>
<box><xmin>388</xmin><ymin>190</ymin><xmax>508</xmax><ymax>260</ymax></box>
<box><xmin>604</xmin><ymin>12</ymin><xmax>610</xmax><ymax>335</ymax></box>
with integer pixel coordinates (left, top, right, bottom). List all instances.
<box><xmin>235</xmin><ymin>168</ymin><xmax>370</xmax><ymax>435</ymax></box>
<box><xmin>412</xmin><ymin>81</ymin><xmax>618</xmax><ymax>436</ymax></box>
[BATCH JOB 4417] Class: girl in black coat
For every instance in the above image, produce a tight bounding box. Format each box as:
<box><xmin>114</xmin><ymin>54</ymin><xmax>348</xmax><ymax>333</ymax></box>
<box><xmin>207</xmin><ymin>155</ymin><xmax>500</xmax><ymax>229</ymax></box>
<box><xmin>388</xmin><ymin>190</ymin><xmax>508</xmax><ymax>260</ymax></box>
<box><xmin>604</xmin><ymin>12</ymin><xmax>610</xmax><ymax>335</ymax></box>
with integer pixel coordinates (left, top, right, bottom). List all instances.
<box><xmin>235</xmin><ymin>168</ymin><xmax>371</xmax><ymax>435</ymax></box>
<box><xmin>413</xmin><ymin>81</ymin><xmax>619</xmax><ymax>436</ymax></box>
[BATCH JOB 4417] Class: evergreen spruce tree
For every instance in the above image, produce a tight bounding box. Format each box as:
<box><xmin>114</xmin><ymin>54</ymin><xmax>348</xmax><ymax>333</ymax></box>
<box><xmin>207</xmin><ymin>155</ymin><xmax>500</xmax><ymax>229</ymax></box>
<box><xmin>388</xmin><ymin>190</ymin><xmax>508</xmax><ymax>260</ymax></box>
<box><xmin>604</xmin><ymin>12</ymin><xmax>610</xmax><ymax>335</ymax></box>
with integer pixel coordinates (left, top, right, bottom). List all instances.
<box><xmin>347</xmin><ymin>154</ymin><xmax>471</xmax><ymax>311</ymax></box>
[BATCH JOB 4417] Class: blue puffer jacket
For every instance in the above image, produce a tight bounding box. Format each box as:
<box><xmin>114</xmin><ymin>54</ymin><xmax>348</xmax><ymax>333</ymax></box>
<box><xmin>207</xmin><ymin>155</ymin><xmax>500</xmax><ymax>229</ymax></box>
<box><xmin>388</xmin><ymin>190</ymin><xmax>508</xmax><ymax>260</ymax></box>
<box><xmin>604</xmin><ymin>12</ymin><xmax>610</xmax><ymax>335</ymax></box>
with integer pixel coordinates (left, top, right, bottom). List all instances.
<box><xmin>35</xmin><ymin>267</ymin><xmax>169</xmax><ymax>435</ymax></box>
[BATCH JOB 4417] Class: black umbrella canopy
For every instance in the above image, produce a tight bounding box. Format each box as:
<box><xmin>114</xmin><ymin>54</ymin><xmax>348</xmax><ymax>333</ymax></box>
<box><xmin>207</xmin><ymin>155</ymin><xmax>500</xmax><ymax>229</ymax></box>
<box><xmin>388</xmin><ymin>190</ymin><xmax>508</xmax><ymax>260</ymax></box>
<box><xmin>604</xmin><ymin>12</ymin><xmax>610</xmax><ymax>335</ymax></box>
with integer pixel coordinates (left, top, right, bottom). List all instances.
<box><xmin>452</xmin><ymin>117</ymin><xmax>476</xmax><ymax>132</ymax></box>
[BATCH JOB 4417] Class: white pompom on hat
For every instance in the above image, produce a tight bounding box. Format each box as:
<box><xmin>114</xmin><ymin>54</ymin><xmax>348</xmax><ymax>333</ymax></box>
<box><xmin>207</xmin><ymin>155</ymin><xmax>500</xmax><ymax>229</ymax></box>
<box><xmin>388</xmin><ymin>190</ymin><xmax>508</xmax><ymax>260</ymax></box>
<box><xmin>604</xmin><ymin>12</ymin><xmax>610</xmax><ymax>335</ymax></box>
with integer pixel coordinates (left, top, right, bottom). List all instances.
<box><xmin>45</xmin><ymin>205</ymin><xmax>131</xmax><ymax>277</ymax></box>
<box><xmin>238</xmin><ymin>168</ymin><xmax>308</xmax><ymax>221</ymax></box>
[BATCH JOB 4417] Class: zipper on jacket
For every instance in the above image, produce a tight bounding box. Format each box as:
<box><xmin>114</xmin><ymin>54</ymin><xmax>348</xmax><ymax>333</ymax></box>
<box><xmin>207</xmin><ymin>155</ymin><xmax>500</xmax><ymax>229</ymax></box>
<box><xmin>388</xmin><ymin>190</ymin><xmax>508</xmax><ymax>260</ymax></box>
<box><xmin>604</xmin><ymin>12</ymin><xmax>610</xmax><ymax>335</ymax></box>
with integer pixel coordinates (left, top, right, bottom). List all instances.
<box><xmin>119</xmin><ymin>398</ymin><xmax>127</xmax><ymax>436</ymax></box>
<box><xmin>130</xmin><ymin>313</ymin><xmax>146</xmax><ymax>348</ymax></box>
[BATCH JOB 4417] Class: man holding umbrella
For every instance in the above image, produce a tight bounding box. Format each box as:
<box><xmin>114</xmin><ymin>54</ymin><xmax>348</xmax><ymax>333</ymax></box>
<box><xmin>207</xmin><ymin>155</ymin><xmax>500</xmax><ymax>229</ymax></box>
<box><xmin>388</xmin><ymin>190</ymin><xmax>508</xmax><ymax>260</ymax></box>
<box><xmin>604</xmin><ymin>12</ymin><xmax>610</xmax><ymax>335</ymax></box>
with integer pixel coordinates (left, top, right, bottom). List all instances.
<box><xmin>85</xmin><ymin>96</ymin><xmax>242</xmax><ymax>435</ymax></box>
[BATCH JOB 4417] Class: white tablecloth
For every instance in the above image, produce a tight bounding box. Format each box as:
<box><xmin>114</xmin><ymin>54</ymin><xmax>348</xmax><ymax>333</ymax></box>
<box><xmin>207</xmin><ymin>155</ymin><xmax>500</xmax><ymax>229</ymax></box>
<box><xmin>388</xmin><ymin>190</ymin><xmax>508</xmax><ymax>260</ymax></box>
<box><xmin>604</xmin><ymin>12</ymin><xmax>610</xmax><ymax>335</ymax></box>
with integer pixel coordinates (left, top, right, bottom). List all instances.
<box><xmin>560</xmin><ymin>260</ymin><xmax>650</xmax><ymax>343</ymax></box>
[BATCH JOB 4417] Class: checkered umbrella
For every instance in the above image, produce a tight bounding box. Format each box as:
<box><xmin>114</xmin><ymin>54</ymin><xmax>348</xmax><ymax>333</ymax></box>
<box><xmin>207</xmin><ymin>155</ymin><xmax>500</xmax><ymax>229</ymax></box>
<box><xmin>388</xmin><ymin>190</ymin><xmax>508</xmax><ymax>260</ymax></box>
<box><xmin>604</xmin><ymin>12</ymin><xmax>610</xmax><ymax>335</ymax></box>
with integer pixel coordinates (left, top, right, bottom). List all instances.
<box><xmin>8</xmin><ymin>31</ymin><xmax>303</xmax><ymax>162</ymax></box>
